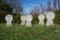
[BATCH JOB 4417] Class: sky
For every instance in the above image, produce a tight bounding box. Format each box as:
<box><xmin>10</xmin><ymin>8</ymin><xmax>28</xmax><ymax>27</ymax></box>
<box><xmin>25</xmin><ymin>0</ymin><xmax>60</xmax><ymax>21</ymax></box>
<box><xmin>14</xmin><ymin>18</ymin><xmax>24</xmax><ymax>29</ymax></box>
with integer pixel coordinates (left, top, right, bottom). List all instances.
<box><xmin>6</xmin><ymin>0</ymin><xmax>53</xmax><ymax>13</ymax></box>
<box><xmin>22</xmin><ymin>0</ymin><xmax>48</xmax><ymax>13</ymax></box>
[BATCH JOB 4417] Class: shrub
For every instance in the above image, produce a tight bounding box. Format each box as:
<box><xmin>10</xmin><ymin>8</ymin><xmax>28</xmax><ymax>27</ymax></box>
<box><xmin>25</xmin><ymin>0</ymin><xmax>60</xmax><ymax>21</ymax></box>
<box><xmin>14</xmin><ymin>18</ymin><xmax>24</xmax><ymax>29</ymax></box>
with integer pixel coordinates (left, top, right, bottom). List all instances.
<box><xmin>0</xmin><ymin>10</ymin><xmax>12</xmax><ymax>23</ymax></box>
<box><xmin>32</xmin><ymin>14</ymin><xmax>39</xmax><ymax>24</ymax></box>
<box><xmin>54</xmin><ymin>10</ymin><xmax>60</xmax><ymax>24</ymax></box>
<box><xmin>13</xmin><ymin>14</ymin><xmax>21</xmax><ymax>24</ymax></box>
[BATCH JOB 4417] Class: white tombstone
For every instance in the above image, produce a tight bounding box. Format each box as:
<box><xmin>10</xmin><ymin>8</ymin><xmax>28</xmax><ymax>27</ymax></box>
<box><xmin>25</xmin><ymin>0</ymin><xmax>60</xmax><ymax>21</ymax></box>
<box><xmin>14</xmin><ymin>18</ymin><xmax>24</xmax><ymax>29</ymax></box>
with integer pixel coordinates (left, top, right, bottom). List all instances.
<box><xmin>26</xmin><ymin>14</ymin><xmax>33</xmax><ymax>27</ymax></box>
<box><xmin>20</xmin><ymin>15</ymin><xmax>26</xmax><ymax>25</ymax></box>
<box><xmin>5</xmin><ymin>14</ymin><xmax>13</xmax><ymax>26</ymax></box>
<box><xmin>46</xmin><ymin>11</ymin><xmax>55</xmax><ymax>26</ymax></box>
<box><xmin>38</xmin><ymin>14</ymin><xmax>45</xmax><ymax>25</ymax></box>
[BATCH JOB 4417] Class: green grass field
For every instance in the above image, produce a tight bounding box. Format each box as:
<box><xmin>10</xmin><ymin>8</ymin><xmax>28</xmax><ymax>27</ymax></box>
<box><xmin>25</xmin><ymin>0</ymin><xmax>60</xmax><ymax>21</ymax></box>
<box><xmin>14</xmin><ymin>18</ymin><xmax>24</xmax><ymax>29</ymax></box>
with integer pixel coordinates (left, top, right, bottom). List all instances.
<box><xmin>0</xmin><ymin>24</ymin><xmax>60</xmax><ymax>40</ymax></box>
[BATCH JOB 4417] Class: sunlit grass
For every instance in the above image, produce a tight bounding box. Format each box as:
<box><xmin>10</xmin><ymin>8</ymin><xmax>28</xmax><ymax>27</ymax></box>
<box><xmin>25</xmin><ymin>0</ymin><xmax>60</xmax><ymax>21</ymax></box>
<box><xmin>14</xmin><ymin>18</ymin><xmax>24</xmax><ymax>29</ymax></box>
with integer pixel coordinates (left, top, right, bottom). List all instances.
<box><xmin>0</xmin><ymin>24</ymin><xmax>60</xmax><ymax>40</ymax></box>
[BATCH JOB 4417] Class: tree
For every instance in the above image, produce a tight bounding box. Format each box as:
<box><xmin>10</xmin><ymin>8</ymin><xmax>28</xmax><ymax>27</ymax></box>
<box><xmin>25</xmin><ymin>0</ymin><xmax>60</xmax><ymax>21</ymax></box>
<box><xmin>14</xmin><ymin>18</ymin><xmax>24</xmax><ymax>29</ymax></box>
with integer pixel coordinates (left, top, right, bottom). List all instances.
<box><xmin>53</xmin><ymin>0</ymin><xmax>60</xmax><ymax>24</ymax></box>
<box><xmin>54</xmin><ymin>10</ymin><xmax>60</xmax><ymax>24</ymax></box>
<box><xmin>0</xmin><ymin>0</ymin><xmax>12</xmax><ymax>23</ymax></box>
<box><xmin>57</xmin><ymin>0</ymin><xmax>60</xmax><ymax>10</ymax></box>
<box><xmin>47</xmin><ymin>0</ymin><xmax>52</xmax><ymax>11</ymax></box>
<box><xmin>30</xmin><ymin>6</ymin><xmax>41</xmax><ymax>15</ymax></box>
<box><xmin>53</xmin><ymin>0</ymin><xmax>58</xmax><ymax>11</ymax></box>
<box><xmin>0</xmin><ymin>0</ymin><xmax>12</xmax><ymax>12</ymax></box>
<box><xmin>30</xmin><ymin>6</ymin><xmax>41</xmax><ymax>24</ymax></box>
<box><xmin>16</xmin><ymin>2</ymin><xmax>23</xmax><ymax>13</ymax></box>
<box><xmin>9</xmin><ymin>0</ymin><xmax>23</xmax><ymax>14</ymax></box>
<box><xmin>40</xmin><ymin>4</ymin><xmax>45</xmax><ymax>14</ymax></box>
<box><xmin>0</xmin><ymin>0</ymin><xmax>7</xmax><ymax>10</ymax></box>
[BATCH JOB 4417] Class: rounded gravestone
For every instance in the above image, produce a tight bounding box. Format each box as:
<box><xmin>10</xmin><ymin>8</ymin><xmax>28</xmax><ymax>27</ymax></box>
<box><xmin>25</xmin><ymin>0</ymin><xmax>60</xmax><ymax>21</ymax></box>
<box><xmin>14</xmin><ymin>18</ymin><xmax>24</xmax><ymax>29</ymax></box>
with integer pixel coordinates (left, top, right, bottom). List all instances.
<box><xmin>46</xmin><ymin>11</ymin><xmax>55</xmax><ymax>26</ymax></box>
<box><xmin>5</xmin><ymin>14</ymin><xmax>13</xmax><ymax>26</ymax></box>
<box><xmin>20</xmin><ymin>15</ymin><xmax>26</xmax><ymax>25</ymax></box>
<box><xmin>38</xmin><ymin>14</ymin><xmax>45</xmax><ymax>25</ymax></box>
<box><xmin>26</xmin><ymin>14</ymin><xmax>33</xmax><ymax>27</ymax></box>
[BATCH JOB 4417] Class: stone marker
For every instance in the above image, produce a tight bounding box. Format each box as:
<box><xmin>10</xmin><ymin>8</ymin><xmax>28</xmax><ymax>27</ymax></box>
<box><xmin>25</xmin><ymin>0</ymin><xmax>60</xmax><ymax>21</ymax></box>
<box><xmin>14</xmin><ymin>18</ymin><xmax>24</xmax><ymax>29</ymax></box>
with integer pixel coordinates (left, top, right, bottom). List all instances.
<box><xmin>38</xmin><ymin>14</ymin><xmax>45</xmax><ymax>25</ymax></box>
<box><xmin>20</xmin><ymin>15</ymin><xmax>26</xmax><ymax>25</ymax></box>
<box><xmin>5</xmin><ymin>14</ymin><xmax>13</xmax><ymax>26</ymax></box>
<box><xmin>46</xmin><ymin>11</ymin><xmax>55</xmax><ymax>26</ymax></box>
<box><xmin>26</xmin><ymin>14</ymin><xmax>33</xmax><ymax>27</ymax></box>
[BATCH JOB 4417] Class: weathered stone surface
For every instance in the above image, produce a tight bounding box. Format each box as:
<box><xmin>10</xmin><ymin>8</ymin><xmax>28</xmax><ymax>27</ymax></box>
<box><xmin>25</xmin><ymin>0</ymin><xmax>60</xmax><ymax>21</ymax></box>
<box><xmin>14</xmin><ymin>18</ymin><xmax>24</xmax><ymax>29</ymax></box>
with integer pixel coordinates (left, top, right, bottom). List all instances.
<box><xmin>5</xmin><ymin>14</ymin><xmax>13</xmax><ymax>26</ymax></box>
<box><xmin>46</xmin><ymin>11</ymin><xmax>55</xmax><ymax>26</ymax></box>
<box><xmin>20</xmin><ymin>15</ymin><xmax>26</xmax><ymax>25</ymax></box>
<box><xmin>38</xmin><ymin>14</ymin><xmax>45</xmax><ymax>25</ymax></box>
<box><xmin>26</xmin><ymin>14</ymin><xmax>33</xmax><ymax>27</ymax></box>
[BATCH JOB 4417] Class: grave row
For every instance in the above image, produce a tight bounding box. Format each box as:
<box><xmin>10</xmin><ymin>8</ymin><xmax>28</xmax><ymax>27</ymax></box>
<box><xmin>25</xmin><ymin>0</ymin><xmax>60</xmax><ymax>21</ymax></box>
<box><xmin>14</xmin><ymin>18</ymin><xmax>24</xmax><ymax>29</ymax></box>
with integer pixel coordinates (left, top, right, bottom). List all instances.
<box><xmin>5</xmin><ymin>11</ymin><xmax>55</xmax><ymax>27</ymax></box>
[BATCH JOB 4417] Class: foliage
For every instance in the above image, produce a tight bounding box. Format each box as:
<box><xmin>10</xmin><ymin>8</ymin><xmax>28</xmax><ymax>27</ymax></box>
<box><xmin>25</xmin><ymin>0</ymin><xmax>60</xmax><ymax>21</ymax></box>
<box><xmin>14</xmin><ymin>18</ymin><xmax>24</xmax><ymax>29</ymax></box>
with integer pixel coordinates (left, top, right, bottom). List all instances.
<box><xmin>0</xmin><ymin>0</ymin><xmax>12</xmax><ymax>23</ymax></box>
<box><xmin>8</xmin><ymin>0</ymin><xmax>23</xmax><ymax>13</ymax></box>
<box><xmin>0</xmin><ymin>0</ymin><xmax>11</xmax><ymax>11</ymax></box>
<box><xmin>32</xmin><ymin>14</ymin><xmax>39</xmax><ymax>24</ymax></box>
<box><xmin>0</xmin><ymin>24</ymin><xmax>60</xmax><ymax>40</ymax></box>
<box><xmin>0</xmin><ymin>10</ymin><xmax>12</xmax><ymax>23</ymax></box>
<box><xmin>54</xmin><ymin>10</ymin><xmax>60</xmax><ymax>24</ymax></box>
<box><xmin>13</xmin><ymin>14</ymin><xmax>21</xmax><ymax>23</ymax></box>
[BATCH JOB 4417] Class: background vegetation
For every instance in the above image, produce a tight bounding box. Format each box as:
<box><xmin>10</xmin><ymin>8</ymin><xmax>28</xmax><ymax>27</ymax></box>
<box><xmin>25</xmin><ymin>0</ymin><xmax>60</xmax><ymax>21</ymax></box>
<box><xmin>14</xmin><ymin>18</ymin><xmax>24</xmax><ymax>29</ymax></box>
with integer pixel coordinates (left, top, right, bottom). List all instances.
<box><xmin>54</xmin><ymin>10</ymin><xmax>60</xmax><ymax>24</ymax></box>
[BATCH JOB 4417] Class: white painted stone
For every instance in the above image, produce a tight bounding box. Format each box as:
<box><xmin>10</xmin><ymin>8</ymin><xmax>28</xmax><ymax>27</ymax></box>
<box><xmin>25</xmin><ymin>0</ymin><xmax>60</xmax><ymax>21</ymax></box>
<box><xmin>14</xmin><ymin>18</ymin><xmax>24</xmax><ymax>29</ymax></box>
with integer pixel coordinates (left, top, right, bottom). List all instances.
<box><xmin>20</xmin><ymin>15</ymin><xmax>26</xmax><ymax>25</ymax></box>
<box><xmin>5</xmin><ymin>14</ymin><xmax>13</xmax><ymax>26</ymax></box>
<box><xmin>46</xmin><ymin>11</ymin><xmax>55</xmax><ymax>26</ymax></box>
<box><xmin>26</xmin><ymin>14</ymin><xmax>33</xmax><ymax>27</ymax></box>
<box><xmin>38</xmin><ymin>14</ymin><xmax>45</xmax><ymax>25</ymax></box>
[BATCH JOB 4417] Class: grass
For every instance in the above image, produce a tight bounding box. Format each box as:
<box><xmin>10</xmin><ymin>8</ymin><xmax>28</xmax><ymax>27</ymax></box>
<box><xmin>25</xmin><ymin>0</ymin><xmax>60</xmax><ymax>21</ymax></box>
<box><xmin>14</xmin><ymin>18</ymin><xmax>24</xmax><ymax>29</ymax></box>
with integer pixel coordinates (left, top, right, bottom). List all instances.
<box><xmin>0</xmin><ymin>24</ymin><xmax>60</xmax><ymax>40</ymax></box>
